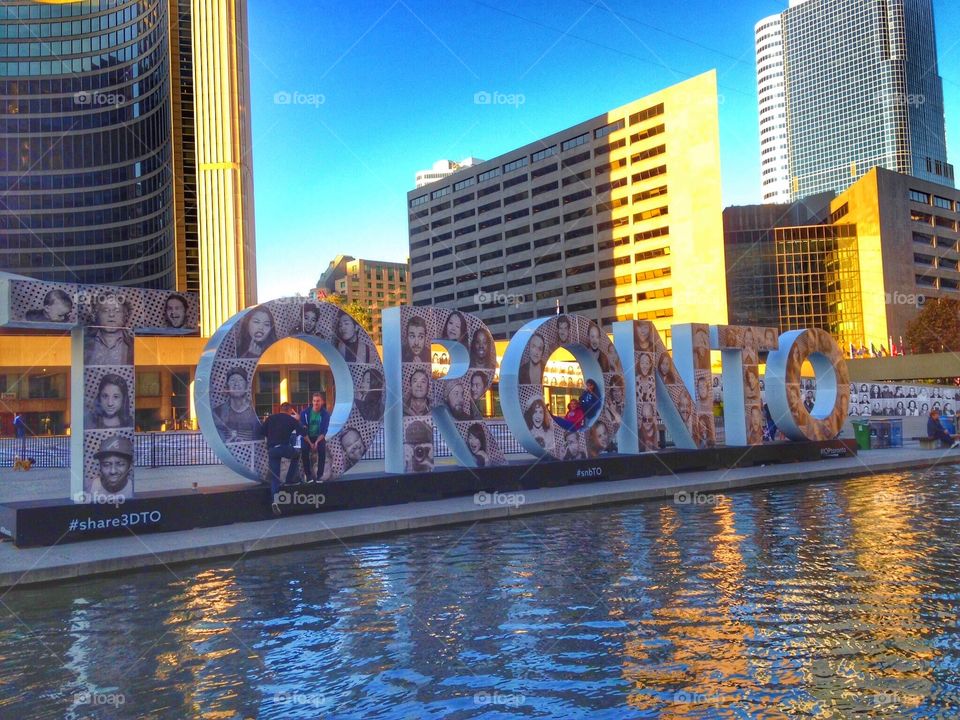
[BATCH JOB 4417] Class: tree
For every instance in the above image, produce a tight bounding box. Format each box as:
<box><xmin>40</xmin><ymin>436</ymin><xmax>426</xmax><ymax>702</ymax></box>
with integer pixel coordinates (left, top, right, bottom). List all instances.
<box><xmin>325</xmin><ymin>293</ymin><xmax>373</xmax><ymax>334</ymax></box>
<box><xmin>905</xmin><ymin>297</ymin><xmax>960</xmax><ymax>354</ymax></box>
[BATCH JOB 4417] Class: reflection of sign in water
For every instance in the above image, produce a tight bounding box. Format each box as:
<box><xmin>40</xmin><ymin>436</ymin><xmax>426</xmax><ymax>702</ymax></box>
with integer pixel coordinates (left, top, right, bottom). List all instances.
<box><xmin>0</xmin><ymin>272</ymin><xmax>852</xmax><ymax>505</ymax></box>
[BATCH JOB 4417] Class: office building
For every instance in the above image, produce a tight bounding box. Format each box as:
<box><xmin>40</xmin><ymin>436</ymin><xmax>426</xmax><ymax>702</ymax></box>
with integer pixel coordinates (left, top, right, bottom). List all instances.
<box><xmin>407</xmin><ymin>71</ymin><xmax>727</xmax><ymax>341</ymax></box>
<box><xmin>415</xmin><ymin>158</ymin><xmax>483</xmax><ymax>188</ymax></box>
<box><xmin>0</xmin><ymin>0</ymin><xmax>257</xmax><ymax>335</ymax></box>
<box><xmin>314</xmin><ymin>255</ymin><xmax>409</xmax><ymax>344</ymax></box>
<box><xmin>756</xmin><ymin>0</ymin><xmax>953</xmax><ymax>202</ymax></box>
<box><xmin>725</xmin><ymin>167</ymin><xmax>960</xmax><ymax>350</ymax></box>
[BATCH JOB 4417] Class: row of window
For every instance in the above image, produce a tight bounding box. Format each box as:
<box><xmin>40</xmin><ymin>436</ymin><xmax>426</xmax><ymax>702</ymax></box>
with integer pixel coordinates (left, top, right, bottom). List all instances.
<box><xmin>909</xmin><ymin>188</ymin><xmax>957</xmax><ymax>212</ymax></box>
<box><xmin>410</xmin><ymin>103</ymin><xmax>666</xmax><ymax>208</ymax></box>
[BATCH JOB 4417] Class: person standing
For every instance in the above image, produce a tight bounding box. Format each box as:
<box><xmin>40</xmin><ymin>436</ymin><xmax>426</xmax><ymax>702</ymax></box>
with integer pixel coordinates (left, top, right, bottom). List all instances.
<box><xmin>299</xmin><ymin>392</ymin><xmax>330</xmax><ymax>483</ymax></box>
<box><xmin>13</xmin><ymin>412</ymin><xmax>26</xmax><ymax>458</ymax></box>
<box><xmin>261</xmin><ymin>402</ymin><xmax>306</xmax><ymax>514</ymax></box>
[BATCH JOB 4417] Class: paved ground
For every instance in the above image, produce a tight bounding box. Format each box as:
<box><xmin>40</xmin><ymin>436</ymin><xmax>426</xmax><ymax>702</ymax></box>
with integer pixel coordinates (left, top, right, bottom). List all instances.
<box><xmin>0</xmin><ymin>442</ymin><xmax>958</xmax><ymax>590</ymax></box>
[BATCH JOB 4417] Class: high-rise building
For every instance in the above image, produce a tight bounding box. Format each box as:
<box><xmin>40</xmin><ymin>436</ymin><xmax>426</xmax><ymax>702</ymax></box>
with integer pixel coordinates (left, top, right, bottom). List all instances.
<box><xmin>406</xmin><ymin>71</ymin><xmax>727</xmax><ymax>342</ymax></box>
<box><xmin>756</xmin><ymin>0</ymin><xmax>953</xmax><ymax>202</ymax></box>
<box><xmin>725</xmin><ymin>167</ymin><xmax>960</xmax><ymax>351</ymax></box>
<box><xmin>0</xmin><ymin>0</ymin><xmax>257</xmax><ymax>336</ymax></box>
<box><xmin>414</xmin><ymin>158</ymin><xmax>483</xmax><ymax>189</ymax></box>
<box><xmin>313</xmin><ymin>255</ymin><xmax>409</xmax><ymax>344</ymax></box>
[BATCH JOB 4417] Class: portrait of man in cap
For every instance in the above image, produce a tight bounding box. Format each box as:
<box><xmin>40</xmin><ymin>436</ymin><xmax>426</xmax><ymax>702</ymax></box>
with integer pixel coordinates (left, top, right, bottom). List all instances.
<box><xmin>89</xmin><ymin>434</ymin><xmax>134</xmax><ymax>495</ymax></box>
<box><xmin>404</xmin><ymin>420</ymin><xmax>433</xmax><ymax>472</ymax></box>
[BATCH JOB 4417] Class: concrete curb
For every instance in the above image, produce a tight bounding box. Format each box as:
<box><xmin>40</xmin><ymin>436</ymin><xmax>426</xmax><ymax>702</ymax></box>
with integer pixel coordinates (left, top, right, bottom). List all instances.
<box><xmin>0</xmin><ymin>449</ymin><xmax>956</xmax><ymax>590</ymax></box>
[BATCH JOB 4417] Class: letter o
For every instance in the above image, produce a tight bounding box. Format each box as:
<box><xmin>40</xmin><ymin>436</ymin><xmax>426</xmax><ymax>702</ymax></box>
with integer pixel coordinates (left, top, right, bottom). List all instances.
<box><xmin>765</xmin><ymin>328</ymin><xmax>850</xmax><ymax>440</ymax></box>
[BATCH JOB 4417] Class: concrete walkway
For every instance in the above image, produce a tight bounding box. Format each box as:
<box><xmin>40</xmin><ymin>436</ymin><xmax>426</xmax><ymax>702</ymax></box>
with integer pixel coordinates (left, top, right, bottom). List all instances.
<box><xmin>1</xmin><ymin>443</ymin><xmax>958</xmax><ymax>590</ymax></box>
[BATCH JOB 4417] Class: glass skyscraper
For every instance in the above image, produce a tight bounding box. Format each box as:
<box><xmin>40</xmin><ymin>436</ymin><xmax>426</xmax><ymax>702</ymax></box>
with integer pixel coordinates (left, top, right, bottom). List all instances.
<box><xmin>756</xmin><ymin>0</ymin><xmax>953</xmax><ymax>202</ymax></box>
<box><xmin>0</xmin><ymin>0</ymin><xmax>257</xmax><ymax>335</ymax></box>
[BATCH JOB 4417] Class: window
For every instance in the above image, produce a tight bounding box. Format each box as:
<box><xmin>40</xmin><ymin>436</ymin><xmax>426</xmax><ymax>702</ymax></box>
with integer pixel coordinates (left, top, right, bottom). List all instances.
<box><xmin>568</xmin><ymin>300</ymin><xmax>597</xmax><ymax>312</ymax></box>
<box><xmin>410</xmin><ymin>194</ymin><xmax>428</xmax><ymax>208</ymax></box>
<box><xmin>503</xmin><ymin>173</ymin><xmax>528</xmax><ymax>189</ymax></box>
<box><xmin>630</xmin><ymin>123</ymin><xmax>665</xmax><ymax>143</ymax></box>
<box><xmin>479</xmin><ymin>216</ymin><xmax>502</xmax><ymax>229</ymax></box>
<box><xmin>454</xmin><ymin>224</ymin><xmax>476</xmax><ymax>237</ymax></box>
<box><xmin>480</xmin><ymin>249</ymin><xmax>502</xmax><ymax>261</ymax></box>
<box><xmin>504</xmin><ymin>191</ymin><xmax>528</xmax><ymax>205</ymax></box>
<box><xmin>536</xmin><ymin>287</ymin><xmax>563</xmax><ymax>300</ymax></box>
<box><xmin>596</xmin><ymin>217</ymin><xmax>629</xmax><ymax>232</ymax></box>
<box><xmin>635</xmin><ymin>247</ymin><xmax>670</xmax><ymax>262</ymax></box>
<box><xmin>533</xmin><ymin>199</ymin><xmax>560</xmax><ymax>213</ymax></box>
<box><xmin>506</xmin><ymin>241</ymin><xmax>530</xmax><ymax>255</ymax></box>
<box><xmin>453</xmin><ymin>192</ymin><xmax>475</xmax><ymax>206</ymax></box>
<box><xmin>534</xmin><ymin>236</ymin><xmax>561</xmax><ymax>250</ymax></box>
<box><xmin>505</xmin><ymin>208</ymin><xmax>530</xmax><ymax>222</ymax></box>
<box><xmin>594</xmin><ymin>138</ymin><xmax>626</xmax><ymax>156</ymax></box>
<box><xmin>503</xmin><ymin>157</ymin><xmax>528</xmax><ymax>173</ymax></box>
<box><xmin>431</xmin><ymin>201</ymin><xmax>450</xmax><ymax>213</ymax></box>
<box><xmin>478</xmin><ymin>167</ymin><xmax>501</xmax><ymax>182</ymax></box>
<box><xmin>531</xmin><ymin>162</ymin><xmax>557</xmax><ymax>178</ymax></box>
<box><xmin>632</xmin><ymin>145</ymin><xmax>666</xmax><ymax>163</ymax></box>
<box><xmin>911</xmin><ymin>210</ymin><xmax>932</xmax><ymax>223</ymax></box>
<box><xmin>568</xmin><ymin>281</ymin><xmax>596</xmax><ymax>294</ymax></box>
<box><xmin>635</xmin><ymin>206</ymin><xmax>668</xmax><ymax>222</ymax></box>
<box><xmin>477</xmin><ymin>183</ymin><xmax>500</xmax><ymax>197</ymax></box>
<box><xmin>562</xmin><ymin>132</ymin><xmax>589</xmax><ymax>151</ymax></box>
<box><xmin>566</xmin><ymin>262</ymin><xmax>594</xmax><ymax>276</ymax></box>
<box><xmin>533</xmin><ymin>181</ymin><xmax>559</xmax><ymax>196</ymax></box>
<box><xmin>562</xmin><ymin>169</ymin><xmax>591</xmax><ymax>186</ymax></box>
<box><xmin>635</xmin><ymin>226</ymin><xmax>668</xmax><ymax>241</ymax></box>
<box><xmin>454</xmin><ymin>208</ymin><xmax>476</xmax><ymax>221</ymax></box>
<box><xmin>454</xmin><ymin>176</ymin><xmax>475</xmax><ymax>191</ymax></box>
<box><xmin>934</xmin><ymin>196</ymin><xmax>954</xmax><ymax>210</ymax></box>
<box><xmin>909</xmin><ymin>189</ymin><xmax>930</xmax><ymax>204</ymax></box>
<box><xmin>565</xmin><ymin>226</ymin><xmax>592</xmax><ymax>240</ymax></box>
<box><xmin>563</xmin><ymin>189</ymin><xmax>591</xmax><ymax>204</ymax></box>
<box><xmin>595</xmin><ymin>158</ymin><xmax>627</xmax><ymax>175</ymax></box>
<box><xmin>531</xmin><ymin>145</ymin><xmax>558</xmax><ymax>162</ymax></box>
<box><xmin>537</xmin><ymin>269</ymin><xmax>563</xmax><ymax>282</ymax></box>
<box><xmin>478</xmin><ymin>199</ymin><xmax>501</xmax><ymax>214</ymax></box>
<box><xmin>598</xmin><ymin>256</ymin><xmax>630</xmax><ymax>269</ymax></box>
<box><xmin>637</xmin><ymin>287</ymin><xmax>673</xmax><ymax>301</ymax></box>
<box><xmin>479</xmin><ymin>232</ymin><xmax>502</xmax><ymax>245</ymax></box>
<box><xmin>504</xmin><ymin>225</ymin><xmax>529</xmax><ymax>239</ymax></box>
<box><xmin>432</xmin><ymin>247</ymin><xmax>452</xmax><ymax>258</ymax></box>
<box><xmin>455</xmin><ymin>239</ymin><xmax>477</xmax><ymax>252</ymax></box>
<box><xmin>431</xmin><ymin>185</ymin><xmax>451</xmax><ymax>199</ymax></box>
<box><xmin>136</xmin><ymin>371</ymin><xmax>161</xmax><ymax>397</ymax></box>
<box><xmin>564</xmin><ymin>207</ymin><xmax>592</xmax><ymax>222</ymax></box>
<box><xmin>561</xmin><ymin>150</ymin><xmax>591</xmax><ymax>167</ymax></box>
<box><xmin>632</xmin><ymin>164</ymin><xmax>667</xmax><ymax>182</ymax></box>
<box><xmin>594</xmin><ymin>118</ymin><xmax>625</xmax><ymax>139</ymax></box>
<box><xmin>830</xmin><ymin>203</ymin><xmax>848</xmax><ymax>222</ymax></box>
<box><xmin>596</xmin><ymin>177</ymin><xmax>627</xmax><ymax>194</ymax></box>
<box><xmin>566</xmin><ymin>243</ymin><xmax>593</xmax><ymax>258</ymax></box>
<box><xmin>597</xmin><ymin>236</ymin><xmax>630</xmax><ymax>251</ymax></box>
<box><xmin>629</xmin><ymin>103</ymin><xmax>664</xmax><ymax>125</ymax></box>
<box><xmin>596</xmin><ymin>198</ymin><xmax>629</xmax><ymax>212</ymax></box>
<box><xmin>533</xmin><ymin>216</ymin><xmax>560</xmax><ymax>231</ymax></box>
<box><xmin>633</xmin><ymin>185</ymin><xmax>667</xmax><ymax>202</ymax></box>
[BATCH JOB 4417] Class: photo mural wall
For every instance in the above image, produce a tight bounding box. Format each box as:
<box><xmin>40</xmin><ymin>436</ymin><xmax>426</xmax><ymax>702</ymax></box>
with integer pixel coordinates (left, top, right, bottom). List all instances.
<box><xmin>0</xmin><ymin>272</ymin><xmax>856</xmax><ymax>507</ymax></box>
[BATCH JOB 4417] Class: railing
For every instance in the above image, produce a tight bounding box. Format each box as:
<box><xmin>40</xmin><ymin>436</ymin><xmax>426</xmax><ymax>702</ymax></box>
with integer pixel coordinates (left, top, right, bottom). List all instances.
<box><xmin>0</xmin><ymin>423</ymin><xmax>530</xmax><ymax>469</ymax></box>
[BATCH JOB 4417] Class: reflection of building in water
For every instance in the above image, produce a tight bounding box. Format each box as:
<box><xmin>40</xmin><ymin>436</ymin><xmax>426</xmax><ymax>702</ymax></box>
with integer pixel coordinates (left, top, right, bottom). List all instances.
<box><xmin>725</xmin><ymin>168</ymin><xmax>960</xmax><ymax>351</ymax></box>
<box><xmin>407</xmin><ymin>71</ymin><xmax>727</xmax><ymax>343</ymax></box>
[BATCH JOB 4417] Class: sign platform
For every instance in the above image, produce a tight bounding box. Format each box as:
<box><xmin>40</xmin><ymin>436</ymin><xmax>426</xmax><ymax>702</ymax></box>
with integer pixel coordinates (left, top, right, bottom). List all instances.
<box><xmin>0</xmin><ymin>440</ymin><xmax>855</xmax><ymax>548</ymax></box>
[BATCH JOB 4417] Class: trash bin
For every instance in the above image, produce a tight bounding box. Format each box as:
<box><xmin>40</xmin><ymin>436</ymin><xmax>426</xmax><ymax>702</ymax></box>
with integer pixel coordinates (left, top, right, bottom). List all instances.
<box><xmin>852</xmin><ymin>420</ymin><xmax>871</xmax><ymax>450</ymax></box>
<box><xmin>889</xmin><ymin>418</ymin><xmax>903</xmax><ymax>447</ymax></box>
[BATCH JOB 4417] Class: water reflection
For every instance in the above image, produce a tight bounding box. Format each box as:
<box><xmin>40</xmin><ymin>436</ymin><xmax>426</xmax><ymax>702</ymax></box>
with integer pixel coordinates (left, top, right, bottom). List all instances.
<box><xmin>1</xmin><ymin>467</ymin><xmax>959</xmax><ymax>718</ymax></box>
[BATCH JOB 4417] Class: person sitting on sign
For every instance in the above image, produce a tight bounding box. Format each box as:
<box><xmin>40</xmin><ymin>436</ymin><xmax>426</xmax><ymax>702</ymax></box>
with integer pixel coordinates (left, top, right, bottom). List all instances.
<box><xmin>261</xmin><ymin>402</ymin><xmax>306</xmax><ymax>515</ymax></box>
<box><xmin>578</xmin><ymin>379</ymin><xmax>602</xmax><ymax>422</ymax></box>
<box><xmin>926</xmin><ymin>408</ymin><xmax>960</xmax><ymax>448</ymax></box>
<box><xmin>553</xmin><ymin>399</ymin><xmax>585</xmax><ymax>431</ymax></box>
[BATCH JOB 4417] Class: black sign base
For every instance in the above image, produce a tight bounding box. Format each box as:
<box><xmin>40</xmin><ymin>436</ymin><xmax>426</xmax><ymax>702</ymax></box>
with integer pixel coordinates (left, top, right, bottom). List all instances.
<box><xmin>0</xmin><ymin>440</ymin><xmax>855</xmax><ymax>547</ymax></box>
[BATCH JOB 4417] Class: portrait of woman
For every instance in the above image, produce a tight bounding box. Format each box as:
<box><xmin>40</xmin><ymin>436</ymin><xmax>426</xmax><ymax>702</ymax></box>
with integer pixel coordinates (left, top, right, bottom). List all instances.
<box><xmin>523</xmin><ymin>397</ymin><xmax>553</xmax><ymax>449</ymax></box>
<box><xmin>634</xmin><ymin>321</ymin><xmax>653</xmax><ymax>352</ymax></box>
<box><xmin>356</xmin><ymin>368</ymin><xmax>385</xmax><ymax>421</ymax></box>
<box><xmin>86</xmin><ymin>373</ymin><xmax>133</xmax><ymax>429</ymax></box>
<box><xmin>442</xmin><ymin>311</ymin><xmax>467</xmax><ymax>345</ymax></box>
<box><xmin>465</xmin><ymin>423</ymin><xmax>488</xmax><ymax>467</ymax></box>
<box><xmin>656</xmin><ymin>353</ymin><xmax>676</xmax><ymax>385</ymax></box>
<box><xmin>601</xmin><ymin>374</ymin><xmax>624</xmax><ymax>428</ymax></box>
<box><xmin>25</xmin><ymin>288</ymin><xmax>73</xmax><ymax>323</ymax></box>
<box><xmin>519</xmin><ymin>333</ymin><xmax>546</xmax><ymax>385</ymax></box>
<box><xmin>895</xmin><ymin>400</ymin><xmax>906</xmax><ymax>416</ymax></box>
<box><xmin>638</xmin><ymin>352</ymin><xmax>653</xmax><ymax>378</ymax></box>
<box><xmin>587</xmin><ymin>420</ymin><xmax>609</xmax><ymax>458</ymax></box>
<box><xmin>921</xmin><ymin>402</ymin><xmax>930</xmax><ymax>415</ymax></box>
<box><xmin>335</xmin><ymin>310</ymin><xmax>376</xmax><ymax>363</ymax></box>
<box><xmin>403</xmin><ymin>368</ymin><xmax>431</xmax><ymax>417</ymax></box>
<box><xmin>301</xmin><ymin>303</ymin><xmax>320</xmax><ymax>335</ymax></box>
<box><xmin>944</xmin><ymin>403</ymin><xmax>955</xmax><ymax>417</ymax></box>
<box><xmin>163</xmin><ymin>293</ymin><xmax>189</xmax><ymax>329</ymax></box>
<box><xmin>907</xmin><ymin>399</ymin><xmax>918</xmax><ymax>416</ymax></box>
<box><xmin>237</xmin><ymin>307</ymin><xmax>277</xmax><ymax>359</ymax></box>
<box><xmin>469</xmin><ymin>327</ymin><xmax>496</xmax><ymax>369</ymax></box>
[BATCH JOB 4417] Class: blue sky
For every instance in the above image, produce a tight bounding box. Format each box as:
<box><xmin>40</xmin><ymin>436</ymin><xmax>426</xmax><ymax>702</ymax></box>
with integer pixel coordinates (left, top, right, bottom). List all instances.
<box><xmin>247</xmin><ymin>0</ymin><xmax>960</xmax><ymax>302</ymax></box>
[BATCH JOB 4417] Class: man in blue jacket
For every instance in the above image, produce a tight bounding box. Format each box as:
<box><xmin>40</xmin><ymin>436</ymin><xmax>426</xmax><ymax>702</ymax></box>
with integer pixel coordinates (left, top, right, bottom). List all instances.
<box><xmin>927</xmin><ymin>408</ymin><xmax>960</xmax><ymax>448</ymax></box>
<box><xmin>299</xmin><ymin>392</ymin><xmax>330</xmax><ymax>483</ymax></box>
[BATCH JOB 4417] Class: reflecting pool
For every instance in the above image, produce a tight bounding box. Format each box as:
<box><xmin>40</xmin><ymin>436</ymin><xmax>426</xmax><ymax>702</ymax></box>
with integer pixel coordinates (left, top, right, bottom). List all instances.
<box><xmin>2</xmin><ymin>466</ymin><xmax>960</xmax><ymax>718</ymax></box>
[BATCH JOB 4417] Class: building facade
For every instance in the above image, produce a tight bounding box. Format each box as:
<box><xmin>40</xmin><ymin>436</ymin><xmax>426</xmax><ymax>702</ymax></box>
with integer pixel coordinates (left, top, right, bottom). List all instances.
<box><xmin>313</xmin><ymin>255</ymin><xmax>409</xmax><ymax>344</ymax></box>
<box><xmin>0</xmin><ymin>0</ymin><xmax>256</xmax><ymax>336</ymax></box>
<box><xmin>756</xmin><ymin>0</ymin><xmax>953</xmax><ymax>202</ymax></box>
<box><xmin>406</xmin><ymin>71</ymin><xmax>727</xmax><ymax>342</ymax></box>
<box><xmin>725</xmin><ymin>167</ymin><xmax>960</xmax><ymax>351</ymax></box>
